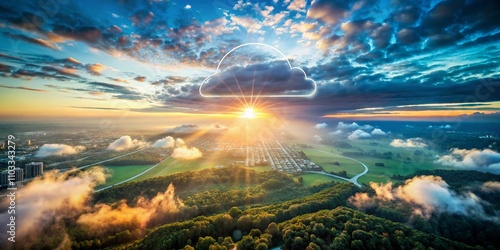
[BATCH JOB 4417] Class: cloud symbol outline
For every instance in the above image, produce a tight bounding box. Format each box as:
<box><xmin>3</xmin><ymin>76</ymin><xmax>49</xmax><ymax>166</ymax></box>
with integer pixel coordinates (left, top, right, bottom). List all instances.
<box><xmin>199</xmin><ymin>43</ymin><xmax>317</xmax><ymax>98</ymax></box>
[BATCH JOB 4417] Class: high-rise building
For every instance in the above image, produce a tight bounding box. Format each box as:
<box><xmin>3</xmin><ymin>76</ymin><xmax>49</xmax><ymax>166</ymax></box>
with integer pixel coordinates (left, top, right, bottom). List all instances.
<box><xmin>0</xmin><ymin>168</ymin><xmax>24</xmax><ymax>187</ymax></box>
<box><xmin>23</xmin><ymin>162</ymin><xmax>44</xmax><ymax>179</ymax></box>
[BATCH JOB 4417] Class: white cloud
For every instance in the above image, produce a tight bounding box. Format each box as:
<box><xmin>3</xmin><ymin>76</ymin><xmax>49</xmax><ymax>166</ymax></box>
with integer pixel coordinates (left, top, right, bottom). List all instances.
<box><xmin>0</xmin><ymin>167</ymin><xmax>107</xmax><ymax>238</ymax></box>
<box><xmin>329</xmin><ymin>130</ymin><xmax>343</xmax><ymax>136</ymax></box>
<box><xmin>260</xmin><ymin>5</ymin><xmax>274</xmax><ymax>16</ymax></box>
<box><xmin>390</xmin><ymin>138</ymin><xmax>427</xmax><ymax>148</ymax></box>
<box><xmin>313</xmin><ymin>135</ymin><xmax>323</xmax><ymax>142</ymax></box>
<box><xmin>35</xmin><ymin>144</ymin><xmax>86</xmax><ymax>157</ymax></box>
<box><xmin>107</xmin><ymin>136</ymin><xmax>148</xmax><ymax>151</ymax></box>
<box><xmin>230</xmin><ymin>15</ymin><xmax>264</xmax><ymax>34</ymax></box>
<box><xmin>314</xmin><ymin>122</ymin><xmax>327</xmax><ymax>129</ymax></box>
<box><xmin>427</xmin><ymin>124</ymin><xmax>453</xmax><ymax>129</ymax></box>
<box><xmin>152</xmin><ymin>136</ymin><xmax>175</xmax><ymax>148</ymax></box>
<box><xmin>171</xmin><ymin>147</ymin><xmax>202</xmax><ymax>160</ymax></box>
<box><xmin>371</xmin><ymin>128</ymin><xmax>386</xmax><ymax>136</ymax></box>
<box><xmin>349</xmin><ymin>176</ymin><xmax>492</xmax><ymax>220</ymax></box>
<box><xmin>184</xmin><ymin>4</ymin><xmax>191</xmax><ymax>9</ymax></box>
<box><xmin>436</xmin><ymin>148</ymin><xmax>500</xmax><ymax>174</ymax></box>
<box><xmin>175</xmin><ymin>138</ymin><xmax>186</xmax><ymax>147</ymax></box>
<box><xmin>337</xmin><ymin>121</ymin><xmax>373</xmax><ymax>131</ymax></box>
<box><xmin>233</xmin><ymin>0</ymin><xmax>252</xmax><ymax>10</ymax></box>
<box><xmin>287</xmin><ymin>0</ymin><xmax>306</xmax><ymax>11</ymax></box>
<box><xmin>262</xmin><ymin>11</ymin><xmax>288</xmax><ymax>27</ymax></box>
<box><xmin>348</xmin><ymin>129</ymin><xmax>371</xmax><ymax>140</ymax></box>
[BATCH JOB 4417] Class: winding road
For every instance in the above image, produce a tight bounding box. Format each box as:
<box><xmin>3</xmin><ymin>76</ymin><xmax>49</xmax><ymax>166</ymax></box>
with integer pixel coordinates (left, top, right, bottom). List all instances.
<box><xmin>95</xmin><ymin>156</ymin><xmax>171</xmax><ymax>192</ymax></box>
<box><xmin>304</xmin><ymin>149</ymin><xmax>369</xmax><ymax>187</ymax></box>
<box><xmin>77</xmin><ymin>148</ymin><xmax>146</xmax><ymax>170</ymax></box>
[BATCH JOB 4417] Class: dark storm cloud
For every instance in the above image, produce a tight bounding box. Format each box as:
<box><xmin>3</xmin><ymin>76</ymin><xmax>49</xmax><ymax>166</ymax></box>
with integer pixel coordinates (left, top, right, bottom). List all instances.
<box><xmin>298</xmin><ymin>77</ymin><xmax>500</xmax><ymax>115</ymax></box>
<box><xmin>0</xmin><ymin>84</ymin><xmax>46</xmax><ymax>92</ymax></box>
<box><xmin>306</xmin><ymin>0</ymin><xmax>350</xmax><ymax>25</ymax></box>
<box><xmin>151</xmin><ymin>76</ymin><xmax>188</xmax><ymax>86</ymax></box>
<box><xmin>0</xmin><ymin>59</ymin><xmax>87</xmax><ymax>81</ymax></box>
<box><xmin>3</xmin><ymin>32</ymin><xmax>57</xmax><ymax>50</ymax></box>
<box><xmin>0</xmin><ymin>53</ymin><xmax>24</xmax><ymax>62</ymax></box>
<box><xmin>421</xmin><ymin>0</ymin><xmax>464</xmax><ymax>36</ymax></box>
<box><xmin>40</xmin><ymin>66</ymin><xmax>80</xmax><ymax>78</ymax></box>
<box><xmin>87</xmin><ymin>81</ymin><xmax>142</xmax><ymax>100</ymax></box>
<box><xmin>396</xmin><ymin>28</ymin><xmax>420</xmax><ymax>44</ymax></box>
<box><xmin>0</xmin><ymin>63</ymin><xmax>14</xmax><ymax>73</ymax></box>
<box><xmin>134</xmin><ymin>76</ymin><xmax>146</xmax><ymax>82</ymax></box>
<box><xmin>11</xmin><ymin>68</ymin><xmax>72</xmax><ymax>81</ymax></box>
<box><xmin>200</xmin><ymin>60</ymin><xmax>316</xmax><ymax>96</ymax></box>
<box><xmin>392</xmin><ymin>5</ymin><xmax>420</xmax><ymax>25</ymax></box>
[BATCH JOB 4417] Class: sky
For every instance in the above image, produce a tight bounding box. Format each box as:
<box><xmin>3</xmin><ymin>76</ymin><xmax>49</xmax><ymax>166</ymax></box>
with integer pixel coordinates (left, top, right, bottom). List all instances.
<box><xmin>0</xmin><ymin>0</ymin><xmax>499</xmax><ymax>121</ymax></box>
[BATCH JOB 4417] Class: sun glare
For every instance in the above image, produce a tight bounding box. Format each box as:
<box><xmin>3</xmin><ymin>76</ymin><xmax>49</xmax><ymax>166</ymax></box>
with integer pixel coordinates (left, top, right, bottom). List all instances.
<box><xmin>242</xmin><ymin>107</ymin><xmax>256</xmax><ymax>119</ymax></box>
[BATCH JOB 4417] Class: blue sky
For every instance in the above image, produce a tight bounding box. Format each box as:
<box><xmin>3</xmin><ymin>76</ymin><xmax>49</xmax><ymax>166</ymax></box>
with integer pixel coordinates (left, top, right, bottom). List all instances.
<box><xmin>0</xmin><ymin>0</ymin><xmax>499</xmax><ymax>120</ymax></box>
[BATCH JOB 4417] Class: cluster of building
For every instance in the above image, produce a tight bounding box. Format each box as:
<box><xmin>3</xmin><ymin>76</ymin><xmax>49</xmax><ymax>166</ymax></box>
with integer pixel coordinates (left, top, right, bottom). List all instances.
<box><xmin>188</xmin><ymin>133</ymin><xmax>320</xmax><ymax>173</ymax></box>
<box><xmin>0</xmin><ymin>162</ymin><xmax>44</xmax><ymax>187</ymax></box>
<box><xmin>259</xmin><ymin>139</ymin><xmax>321</xmax><ymax>173</ymax></box>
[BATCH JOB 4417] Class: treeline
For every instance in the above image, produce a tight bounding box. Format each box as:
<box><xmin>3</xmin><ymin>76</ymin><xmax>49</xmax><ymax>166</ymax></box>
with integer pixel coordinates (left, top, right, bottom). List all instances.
<box><xmin>342</xmin><ymin>151</ymin><xmax>395</xmax><ymax>160</ymax></box>
<box><xmin>391</xmin><ymin>169</ymin><xmax>500</xmax><ymax>187</ymax></box>
<box><xmin>278</xmin><ymin>207</ymin><xmax>474</xmax><ymax>250</ymax></box>
<box><xmin>103</xmin><ymin>150</ymin><xmax>166</xmax><ymax>166</ymax></box>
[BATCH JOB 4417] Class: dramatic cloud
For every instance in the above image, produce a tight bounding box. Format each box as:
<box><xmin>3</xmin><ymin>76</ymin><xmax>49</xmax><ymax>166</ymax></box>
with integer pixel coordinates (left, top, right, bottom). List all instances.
<box><xmin>171</xmin><ymin>146</ymin><xmax>202</xmax><ymax>160</ymax></box>
<box><xmin>77</xmin><ymin>184</ymin><xmax>184</xmax><ymax>229</ymax></box>
<box><xmin>201</xmin><ymin>60</ymin><xmax>316</xmax><ymax>97</ymax></box>
<box><xmin>348</xmin><ymin>129</ymin><xmax>371</xmax><ymax>140</ymax></box>
<box><xmin>107</xmin><ymin>136</ymin><xmax>148</xmax><ymax>151</ymax></box>
<box><xmin>349</xmin><ymin>176</ymin><xmax>492</xmax><ymax>219</ymax></box>
<box><xmin>0</xmin><ymin>0</ymin><xmax>499</xmax><ymax>118</ymax></box>
<box><xmin>390</xmin><ymin>138</ymin><xmax>427</xmax><ymax>148</ymax></box>
<box><xmin>152</xmin><ymin>136</ymin><xmax>175</xmax><ymax>148</ymax></box>
<box><xmin>371</xmin><ymin>128</ymin><xmax>386</xmax><ymax>136</ymax></box>
<box><xmin>0</xmin><ymin>167</ymin><xmax>107</xmax><ymax>243</ymax></box>
<box><xmin>35</xmin><ymin>144</ymin><xmax>86</xmax><ymax>157</ymax></box>
<box><xmin>436</xmin><ymin>149</ymin><xmax>500</xmax><ymax>174</ymax></box>
<box><xmin>315</xmin><ymin>122</ymin><xmax>327</xmax><ymax>129</ymax></box>
<box><xmin>0</xmin><ymin>166</ymin><xmax>184</xmax><ymax>248</ymax></box>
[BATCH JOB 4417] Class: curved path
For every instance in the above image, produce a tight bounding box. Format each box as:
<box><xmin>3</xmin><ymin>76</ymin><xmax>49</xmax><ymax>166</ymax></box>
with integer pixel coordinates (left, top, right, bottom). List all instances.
<box><xmin>305</xmin><ymin>149</ymin><xmax>369</xmax><ymax>187</ymax></box>
<box><xmin>95</xmin><ymin>156</ymin><xmax>171</xmax><ymax>192</ymax></box>
<box><xmin>77</xmin><ymin>148</ymin><xmax>146</xmax><ymax>170</ymax></box>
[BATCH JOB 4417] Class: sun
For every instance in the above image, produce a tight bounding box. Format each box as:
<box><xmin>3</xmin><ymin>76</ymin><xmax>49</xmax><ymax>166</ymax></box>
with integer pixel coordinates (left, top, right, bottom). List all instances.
<box><xmin>241</xmin><ymin>107</ymin><xmax>256</xmax><ymax>119</ymax></box>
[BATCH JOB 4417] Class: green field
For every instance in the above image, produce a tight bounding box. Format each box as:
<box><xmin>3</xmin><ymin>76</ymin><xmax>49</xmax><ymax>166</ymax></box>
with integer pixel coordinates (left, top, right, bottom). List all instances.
<box><xmin>134</xmin><ymin>152</ymin><xmax>255</xmax><ymax>182</ymax></box>
<box><xmin>97</xmin><ymin>165</ymin><xmax>152</xmax><ymax>188</ymax></box>
<box><xmin>300</xmin><ymin>139</ymin><xmax>451</xmax><ymax>184</ymax></box>
<box><xmin>301</xmin><ymin>148</ymin><xmax>365</xmax><ymax>178</ymax></box>
<box><xmin>299</xmin><ymin>173</ymin><xmax>349</xmax><ymax>187</ymax></box>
